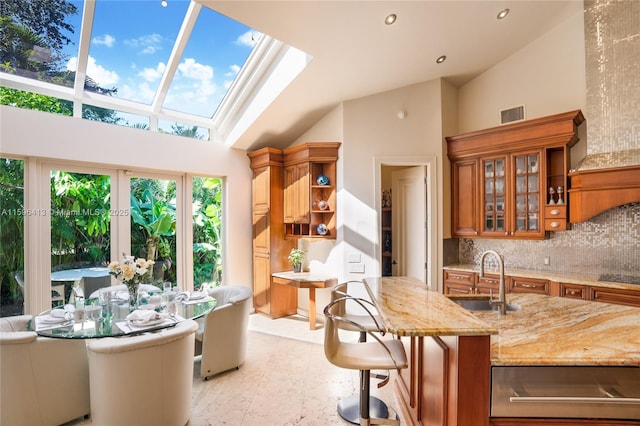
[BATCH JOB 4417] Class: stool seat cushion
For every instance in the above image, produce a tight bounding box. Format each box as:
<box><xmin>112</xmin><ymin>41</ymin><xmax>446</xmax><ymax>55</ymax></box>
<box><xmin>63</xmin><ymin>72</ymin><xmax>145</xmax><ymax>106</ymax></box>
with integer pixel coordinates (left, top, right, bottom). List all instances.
<box><xmin>327</xmin><ymin>338</ymin><xmax>408</xmax><ymax>371</ymax></box>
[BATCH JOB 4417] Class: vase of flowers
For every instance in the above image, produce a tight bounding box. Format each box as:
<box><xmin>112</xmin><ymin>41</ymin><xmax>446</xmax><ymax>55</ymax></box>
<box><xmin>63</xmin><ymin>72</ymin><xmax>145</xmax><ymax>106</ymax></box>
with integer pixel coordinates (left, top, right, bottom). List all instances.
<box><xmin>107</xmin><ymin>254</ymin><xmax>155</xmax><ymax>311</ymax></box>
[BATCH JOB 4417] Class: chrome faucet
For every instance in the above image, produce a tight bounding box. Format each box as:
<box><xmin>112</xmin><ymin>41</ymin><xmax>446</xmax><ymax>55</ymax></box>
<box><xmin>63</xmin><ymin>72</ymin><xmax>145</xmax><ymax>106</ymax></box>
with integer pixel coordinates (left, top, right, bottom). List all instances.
<box><xmin>480</xmin><ymin>250</ymin><xmax>506</xmax><ymax>315</ymax></box>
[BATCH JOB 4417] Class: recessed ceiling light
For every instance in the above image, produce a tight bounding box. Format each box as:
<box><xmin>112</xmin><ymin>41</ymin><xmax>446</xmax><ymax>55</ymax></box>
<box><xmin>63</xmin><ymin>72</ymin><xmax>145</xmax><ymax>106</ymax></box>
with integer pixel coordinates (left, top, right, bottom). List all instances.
<box><xmin>436</xmin><ymin>55</ymin><xmax>447</xmax><ymax>64</ymax></box>
<box><xmin>161</xmin><ymin>0</ymin><xmax>167</xmax><ymax>7</ymax></box>
<box><xmin>384</xmin><ymin>14</ymin><xmax>397</xmax><ymax>25</ymax></box>
<box><xmin>497</xmin><ymin>8</ymin><xmax>509</xmax><ymax>19</ymax></box>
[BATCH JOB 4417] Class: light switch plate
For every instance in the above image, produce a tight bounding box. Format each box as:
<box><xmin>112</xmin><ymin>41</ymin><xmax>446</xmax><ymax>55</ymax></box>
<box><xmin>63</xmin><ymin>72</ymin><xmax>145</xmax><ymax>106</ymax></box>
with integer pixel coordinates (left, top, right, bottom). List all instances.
<box><xmin>348</xmin><ymin>263</ymin><xmax>365</xmax><ymax>273</ymax></box>
<box><xmin>347</xmin><ymin>253</ymin><xmax>361</xmax><ymax>263</ymax></box>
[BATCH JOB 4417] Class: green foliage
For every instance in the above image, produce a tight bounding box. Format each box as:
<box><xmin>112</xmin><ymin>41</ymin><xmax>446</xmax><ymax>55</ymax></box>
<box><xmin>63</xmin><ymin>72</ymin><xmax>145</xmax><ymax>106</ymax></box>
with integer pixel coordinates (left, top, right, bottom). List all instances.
<box><xmin>0</xmin><ymin>158</ymin><xmax>25</xmax><ymax>302</ymax></box>
<box><xmin>50</xmin><ymin>171</ymin><xmax>111</xmax><ymax>266</ymax></box>
<box><xmin>288</xmin><ymin>248</ymin><xmax>304</xmax><ymax>266</ymax></box>
<box><xmin>0</xmin><ymin>0</ymin><xmax>78</xmax><ymax>52</ymax></box>
<box><xmin>0</xmin><ymin>86</ymin><xmax>72</xmax><ymax>115</ymax></box>
<box><xmin>192</xmin><ymin>177</ymin><xmax>222</xmax><ymax>287</ymax></box>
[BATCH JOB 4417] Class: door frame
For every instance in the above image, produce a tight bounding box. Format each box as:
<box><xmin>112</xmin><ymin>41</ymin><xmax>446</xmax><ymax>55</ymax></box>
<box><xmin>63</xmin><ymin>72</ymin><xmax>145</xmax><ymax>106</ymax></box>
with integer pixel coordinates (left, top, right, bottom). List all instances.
<box><xmin>374</xmin><ymin>156</ymin><xmax>439</xmax><ymax>291</ymax></box>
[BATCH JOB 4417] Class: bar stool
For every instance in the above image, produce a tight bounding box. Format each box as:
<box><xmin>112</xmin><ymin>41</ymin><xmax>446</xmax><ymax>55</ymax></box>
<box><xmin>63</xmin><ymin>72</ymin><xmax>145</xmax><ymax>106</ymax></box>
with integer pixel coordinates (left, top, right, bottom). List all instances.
<box><xmin>331</xmin><ymin>281</ymin><xmax>389</xmax><ymax>424</ymax></box>
<box><xmin>324</xmin><ymin>294</ymin><xmax>408</xmax><ymax>426</ymax></box>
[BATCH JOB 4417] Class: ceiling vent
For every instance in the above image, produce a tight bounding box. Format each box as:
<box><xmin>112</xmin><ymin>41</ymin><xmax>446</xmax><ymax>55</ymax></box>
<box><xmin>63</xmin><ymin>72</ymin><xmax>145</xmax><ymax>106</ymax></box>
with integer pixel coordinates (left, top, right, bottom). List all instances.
<box><xmin>500</xmin><ymin>105</ymin><xmax>525</xmax><ymax>124</ymax></box>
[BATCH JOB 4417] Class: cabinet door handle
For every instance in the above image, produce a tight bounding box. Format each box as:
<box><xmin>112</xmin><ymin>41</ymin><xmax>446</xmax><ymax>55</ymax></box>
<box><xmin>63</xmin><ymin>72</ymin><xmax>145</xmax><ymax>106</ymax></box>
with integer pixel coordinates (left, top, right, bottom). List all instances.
<box><xmin>550</xmin><ymin>221</ymin><xmax>560</xmax><ymax>228</ymax></box>
<box><xmin>550</xmin><ymin>209</ymin><xmax>561</xmax><ymax>215</ymax></box>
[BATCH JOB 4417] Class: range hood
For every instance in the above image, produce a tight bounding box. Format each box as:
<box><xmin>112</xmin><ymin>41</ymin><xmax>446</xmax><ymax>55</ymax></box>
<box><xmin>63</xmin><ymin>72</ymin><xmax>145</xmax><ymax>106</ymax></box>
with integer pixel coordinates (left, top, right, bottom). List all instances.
<box><xmin>568</xmin><ymin>148</ymin><xmax>640</xmax><ymax>223</ymax></box>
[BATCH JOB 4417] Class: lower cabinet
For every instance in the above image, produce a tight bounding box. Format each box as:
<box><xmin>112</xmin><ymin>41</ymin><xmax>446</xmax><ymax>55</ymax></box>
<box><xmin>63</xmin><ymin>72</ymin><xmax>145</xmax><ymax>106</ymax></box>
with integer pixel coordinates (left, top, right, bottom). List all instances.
<box><xmin>509</xmin><ymin>276</ymin><xmax>550</xmax><ymax>295</ymax></box>
<box><xmin>396</xmin><ymin>335</ymin><xmax>491</xmax><ymax>426</ymax></box>
<box><xmin>589</xmin><ymin>286</ymin><xmax>640</xmax><ymax>307</ymax></box>
<box><xmin>444</xmin><ymin>269</ymin><xmax>640</xmax><ymax>307</ymax></box>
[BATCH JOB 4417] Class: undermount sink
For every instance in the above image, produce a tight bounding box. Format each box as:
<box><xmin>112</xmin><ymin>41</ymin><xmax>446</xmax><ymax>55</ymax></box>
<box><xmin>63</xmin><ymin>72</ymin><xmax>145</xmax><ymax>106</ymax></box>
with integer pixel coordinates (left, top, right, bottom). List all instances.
<box><xmin>452</xmin><ymin>298</ymin><xmax>520</xmax><ymax>312</ymax></box>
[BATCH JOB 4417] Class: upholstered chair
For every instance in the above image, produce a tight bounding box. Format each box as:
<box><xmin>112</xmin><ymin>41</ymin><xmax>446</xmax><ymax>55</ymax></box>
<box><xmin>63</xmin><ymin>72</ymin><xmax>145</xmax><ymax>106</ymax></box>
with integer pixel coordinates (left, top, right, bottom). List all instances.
<box><xmin>0</xmin><ymin>315</ymin><xmax>91</xmax><ymax>426</ymax></box>
<box><xmin>195</xmin><ymin>285</ymin><xmax>252</xmax><ymax>379</ymax></box>
<box><xmin>86</xmin><ymin>319</ymin><xmax>198</xmax><ymax>426</ymax></box>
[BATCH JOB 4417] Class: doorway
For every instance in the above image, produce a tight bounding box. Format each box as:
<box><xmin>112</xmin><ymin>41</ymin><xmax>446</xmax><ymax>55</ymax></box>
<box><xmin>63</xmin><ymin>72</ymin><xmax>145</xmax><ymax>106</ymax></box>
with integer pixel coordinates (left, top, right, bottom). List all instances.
<box><xmin>376</xmin><ymin>157</ymin><xmax>438</xmax><ymax>289</ymax></box>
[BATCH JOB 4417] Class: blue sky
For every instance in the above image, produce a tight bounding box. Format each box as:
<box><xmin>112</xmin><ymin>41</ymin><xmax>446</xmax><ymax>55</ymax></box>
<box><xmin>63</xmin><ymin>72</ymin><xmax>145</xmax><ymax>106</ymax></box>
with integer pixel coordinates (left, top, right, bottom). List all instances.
<box><xmin>63</xmin><ymin>0</ymin><xmax>260</xmax><ymax>119</ymax></box>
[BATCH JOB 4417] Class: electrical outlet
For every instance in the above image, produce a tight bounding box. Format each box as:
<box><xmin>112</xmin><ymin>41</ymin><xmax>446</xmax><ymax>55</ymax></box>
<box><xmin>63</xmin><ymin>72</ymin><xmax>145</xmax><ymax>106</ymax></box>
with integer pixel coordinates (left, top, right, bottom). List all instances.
<box><xmin>348</xmin><ymin>263</ymin><xmax>365</xmax><ymax>273</ymax></box>
<box><xmin>347</xmin><ymin>253</ymin><xmax>361</xmax><ymax>263</ymax></box>
<box><xmin>544</xmin><ymin>256</ymin><xmax>551</xmax><ymax>266</ymax></box>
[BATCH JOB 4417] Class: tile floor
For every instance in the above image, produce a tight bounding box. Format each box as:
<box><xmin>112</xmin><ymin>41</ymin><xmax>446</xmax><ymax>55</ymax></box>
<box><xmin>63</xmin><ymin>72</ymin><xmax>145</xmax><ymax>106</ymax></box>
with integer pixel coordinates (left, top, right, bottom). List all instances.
<box><xmin>69</xmin><ymin>312</ymin><xmax>404</xmax><ymax>426</ymax></box>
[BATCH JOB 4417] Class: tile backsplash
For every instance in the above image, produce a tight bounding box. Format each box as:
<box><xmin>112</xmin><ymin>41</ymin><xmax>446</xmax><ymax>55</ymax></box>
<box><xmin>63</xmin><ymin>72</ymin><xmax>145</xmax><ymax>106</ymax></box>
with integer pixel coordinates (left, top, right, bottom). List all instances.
<box><xmin>457</xmin><ymin>0</ymin><xmax>640</xmax><ymax>277</ymax></box>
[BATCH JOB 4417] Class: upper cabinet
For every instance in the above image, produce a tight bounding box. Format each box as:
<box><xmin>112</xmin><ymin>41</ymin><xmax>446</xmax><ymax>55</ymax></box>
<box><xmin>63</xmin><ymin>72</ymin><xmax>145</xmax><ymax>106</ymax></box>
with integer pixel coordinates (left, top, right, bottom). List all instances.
<box><xmin>282</xmin><ymin>142</ymin><xmax>340</xmax><ymax>239</ymax></box>
<box><xmin>446</xmin><ymin>110</ymin><xmax>585</xmax><ymax>240</ymax></box>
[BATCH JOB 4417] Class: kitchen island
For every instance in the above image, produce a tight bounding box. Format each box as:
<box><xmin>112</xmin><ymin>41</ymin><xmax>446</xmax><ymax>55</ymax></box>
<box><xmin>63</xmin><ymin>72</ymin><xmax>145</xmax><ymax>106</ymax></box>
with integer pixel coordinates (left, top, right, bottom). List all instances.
<box><xmin>364</xmin><ymin>276</ymin><xmax>498</xmax><ymax>426</ymax></box>
<box><xmin>364</xmin><ymin>277</ymin><xmax>640</xmax><ymax>426</ymax></box>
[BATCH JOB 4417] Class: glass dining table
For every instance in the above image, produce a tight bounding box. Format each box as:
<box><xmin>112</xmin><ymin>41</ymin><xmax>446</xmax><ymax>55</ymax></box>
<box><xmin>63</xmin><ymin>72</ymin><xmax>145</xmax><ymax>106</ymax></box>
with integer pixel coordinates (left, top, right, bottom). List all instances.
<box><xmin>30</xmin><ymin>291</ymin><xmax>216</xmax><ymax>339</ymax></box>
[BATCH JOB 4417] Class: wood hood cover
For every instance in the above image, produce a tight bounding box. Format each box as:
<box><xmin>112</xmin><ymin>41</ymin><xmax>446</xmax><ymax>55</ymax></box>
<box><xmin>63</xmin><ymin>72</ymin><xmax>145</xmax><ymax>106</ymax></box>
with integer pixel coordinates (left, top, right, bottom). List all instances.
<box><xmin>568</xmin><ymin>148</ymin><xmax>640</xmax><ymax>223</ymax></box>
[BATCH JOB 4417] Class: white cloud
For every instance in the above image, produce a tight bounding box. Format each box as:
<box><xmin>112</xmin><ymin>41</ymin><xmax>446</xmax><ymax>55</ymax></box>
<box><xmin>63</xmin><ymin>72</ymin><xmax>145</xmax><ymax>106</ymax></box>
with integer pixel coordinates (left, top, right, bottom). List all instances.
<box><xmin>124</xmin><ymin>33</ymin><xmax>164</xmax><ymax>55</ymax></box>
<box><xmin>66</xmin><ymin>56</ymin><xmax>119</xmax><ymax>86</ymax></box>
<box><xmin>138</xmin><ymin>62</ymin><xmax>166</xmax><ymax>82</ymax></box>
<box><xmin>118</xmin><ymin>81</ymin><xmax>156</xmax><ymax>104</ymax></box>
<box><xmin>225</xmin><ymin>64</ymin><xmax>241</xmax><ymax>77</ymax></box>
<box><xmin>236</xmin><ymin>30</ymin><xmax>262</xmax><ymax>47</ymax></box>
<box><xmin>92</xmin><ymin>34</ymin><xmax>116</xmax><ymax>47</ymax></box>
<box><xmin>177</xmin><ymin>58</ymin><xmax>213</xmax><ymax>80</ymax></box>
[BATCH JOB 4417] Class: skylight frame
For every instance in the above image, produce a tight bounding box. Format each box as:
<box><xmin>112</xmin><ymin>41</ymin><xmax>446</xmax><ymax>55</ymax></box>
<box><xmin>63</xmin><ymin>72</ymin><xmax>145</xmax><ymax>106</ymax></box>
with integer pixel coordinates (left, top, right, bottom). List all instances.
<box><xmin>0</xmin><ymin>0</ymin><xmax>308</xmax><ymax>145</ymax></box>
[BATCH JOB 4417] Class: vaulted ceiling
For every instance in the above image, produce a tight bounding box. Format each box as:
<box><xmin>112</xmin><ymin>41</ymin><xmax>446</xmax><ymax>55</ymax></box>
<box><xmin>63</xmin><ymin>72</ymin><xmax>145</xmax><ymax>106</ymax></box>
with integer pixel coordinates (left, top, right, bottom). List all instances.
<box><xmin>209</xmin><ymin>1</ymin><xmax>581</xmax><ymax>151</ymax></box>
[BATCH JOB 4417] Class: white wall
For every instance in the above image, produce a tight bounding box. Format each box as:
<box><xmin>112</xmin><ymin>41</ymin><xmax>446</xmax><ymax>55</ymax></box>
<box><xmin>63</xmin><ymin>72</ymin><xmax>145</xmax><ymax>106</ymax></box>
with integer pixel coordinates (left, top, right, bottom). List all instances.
<box><xmin>457</xmin><ymin>5</ymin><xmax>586</xmax><ymax>132</ymax></box>
<box><xmin>0</xmin><ymin>106</ymin><xmax>254</xmax><ymax>291</ymax></box>
<box><xmin>342</xmin><ymin>79</ymin><xmax>445</xmax><ymax>286</ymax></box>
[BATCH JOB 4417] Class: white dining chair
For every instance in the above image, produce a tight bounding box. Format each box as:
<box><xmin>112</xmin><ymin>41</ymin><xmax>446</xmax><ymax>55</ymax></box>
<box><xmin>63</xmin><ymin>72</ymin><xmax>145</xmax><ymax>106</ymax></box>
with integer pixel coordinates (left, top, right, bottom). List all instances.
<box><xmin>0</xmin><ymin>315</ymin><xmax>91</xmax><ymax>426</ymax></box>
<box><xmin>86</xmin><ymin>319</ymin><xmax>198</xmax><ymax>426</ymax></box>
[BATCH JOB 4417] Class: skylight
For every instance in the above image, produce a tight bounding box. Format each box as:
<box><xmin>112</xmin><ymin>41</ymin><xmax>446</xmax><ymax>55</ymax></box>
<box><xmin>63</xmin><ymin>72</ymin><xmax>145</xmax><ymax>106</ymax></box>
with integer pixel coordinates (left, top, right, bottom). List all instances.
<box><xmin>0</xmin><ymin>0</ymin><xmax>309</xmax><ymax>144</ymax></box>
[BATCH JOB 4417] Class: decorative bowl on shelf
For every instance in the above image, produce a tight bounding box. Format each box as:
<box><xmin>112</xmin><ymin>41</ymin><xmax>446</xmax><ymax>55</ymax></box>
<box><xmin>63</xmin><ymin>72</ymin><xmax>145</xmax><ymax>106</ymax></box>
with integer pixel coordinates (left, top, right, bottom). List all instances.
<box><xmin>316</xmin><ymin>174</ymin><xmax>329</xmax><ymax>186</ymax></box>
<box><xmin>317</xmin><ymin>200</ymin><xmax>329</xmax><ymax>210</ymax></box>
<box><xmin>316</xmin><ymin>223</ymin><xmax>328</xmax><ymax>235</ymax></box>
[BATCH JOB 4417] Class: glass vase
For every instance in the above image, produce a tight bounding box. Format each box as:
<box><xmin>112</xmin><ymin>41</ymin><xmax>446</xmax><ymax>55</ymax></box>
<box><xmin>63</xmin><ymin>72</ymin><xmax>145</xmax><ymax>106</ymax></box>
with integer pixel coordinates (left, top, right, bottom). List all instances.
<box><xmin>128</xmin><ymin>284</ymin><xmax>139</xmax><ymax>311</ymax></box>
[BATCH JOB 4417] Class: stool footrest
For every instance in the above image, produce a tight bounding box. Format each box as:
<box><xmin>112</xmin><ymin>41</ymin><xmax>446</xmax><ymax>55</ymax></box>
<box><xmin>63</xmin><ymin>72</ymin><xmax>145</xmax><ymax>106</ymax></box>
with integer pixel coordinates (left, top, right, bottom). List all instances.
<box><xmin>371</xmin><ymin>370</ymin><xmax>390</xmax><ymax>388</ymax></box>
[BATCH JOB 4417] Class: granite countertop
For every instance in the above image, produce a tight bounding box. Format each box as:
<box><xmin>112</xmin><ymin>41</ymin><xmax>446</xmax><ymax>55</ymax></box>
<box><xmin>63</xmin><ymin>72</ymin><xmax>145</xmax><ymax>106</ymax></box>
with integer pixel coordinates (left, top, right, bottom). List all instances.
<box><xmin>444</xmin><ymin>264</ymin><xmax>640</xmax><ymax>291</ymax></box>
<box><xmin>365</xmin><ymin>276</ymin><xmax>639</xmax><ymax>367</ymax></box>
<box><xmin>470</xmin><ymin>293</ymin><xmax>640</xmax><ymax>367</ymax></box>
<box><xmin>363</xmin><ymin>277</ymin><xmax>497</xmax><ymax>337</ymax></box>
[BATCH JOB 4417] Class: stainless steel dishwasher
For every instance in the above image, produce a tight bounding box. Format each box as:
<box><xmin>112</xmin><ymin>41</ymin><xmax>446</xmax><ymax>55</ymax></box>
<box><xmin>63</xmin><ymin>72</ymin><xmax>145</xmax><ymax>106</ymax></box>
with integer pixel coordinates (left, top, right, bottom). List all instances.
<box><xmin>491</xmin><ymin>366</ymin><xmax>640</xmax><ymax>420</ymax></box>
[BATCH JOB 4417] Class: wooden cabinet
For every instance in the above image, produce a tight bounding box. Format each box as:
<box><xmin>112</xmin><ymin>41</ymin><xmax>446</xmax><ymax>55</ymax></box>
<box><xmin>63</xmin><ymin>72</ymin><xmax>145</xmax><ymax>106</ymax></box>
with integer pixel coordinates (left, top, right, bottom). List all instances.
<box><xmin>509</xmin><ymin>276</ymin><xmax>550</xmax><ymax>295</ymax></box>
<box><xmin>283</xmin><ymin>162</ymin><xmax>310</xmax><ymax>225</ymax></box>
<box><xmin>381</xmin><ymin>207</ymin><xmax>392</xmax><ymax>276</ymax></box>
<box><xmin>397</xmin><ymin>335</ymin><xmax>491</xmax><ymax>426</ymax></box>
<box><xmin>478</xmin><ymin>150</ymin><xmax>543</xmax><ymax>238</ymax></box>
<box><xmin>446</xmin><ymin>110</ymin><xmax>585</xmax><ymax>239</ymax></box>
<box><xmin>558</xmin><ymin>282</ymin><xmax>589</xmax><ymax>300</ymax></box>
<box><xmin>247</xmin><ymin>148</ymin><xmax>296</xmax><ymax>316</ymax></box>
<box><xmin>282</xmin><ymin>142</ymin><xmax>340</xmax><ymax>238</ymax></box>
<box><xmin>451</xmin><ymin>159</ymin><xmax>479</xmax><ymax>237</ymax></box>
<box><xmin>444</xmin><ymin>269</ymin><xmax>506</xmax><ymax>295</ymax></box>
<box><xmin>443</xmin><ymin>269</ymin><xmax>477</xmax><ymax>294</ymax></box>
<box><xmin>589</xmin><ymin>286</ymin><xmax>640</xmax><ymax>307</ymax></box>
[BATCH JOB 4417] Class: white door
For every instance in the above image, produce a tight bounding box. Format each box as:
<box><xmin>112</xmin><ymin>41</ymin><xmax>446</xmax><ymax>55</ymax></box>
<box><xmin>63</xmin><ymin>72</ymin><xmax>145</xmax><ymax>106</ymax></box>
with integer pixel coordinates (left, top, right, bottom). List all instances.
<box><xmin>392</xmin><ymin>167</ymin><xmax>427</xmax><ymax>281</ymax></box>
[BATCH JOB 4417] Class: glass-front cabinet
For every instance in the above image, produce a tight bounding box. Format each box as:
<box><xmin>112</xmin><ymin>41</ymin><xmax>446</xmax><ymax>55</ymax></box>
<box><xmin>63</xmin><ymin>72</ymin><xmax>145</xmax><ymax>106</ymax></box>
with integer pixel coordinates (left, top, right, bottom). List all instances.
<box><xmin>512</xmin><ymin>151</ymin><xmax>541</xmax><ymax>237</ymax></box>
<box><xmin>479</xmin><ymin>151</ymin><xmax>543</xmax><ymax>238</ymax></box>
<box><xmin>447</xmin><ymin>110</ymin><xmax>584</xmax><ymax>240</ymax></box>
<box><xmin>481</xmin><ymin>157</ymin><xmax>507</xmax><ymax>235</ymax></box>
